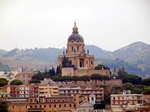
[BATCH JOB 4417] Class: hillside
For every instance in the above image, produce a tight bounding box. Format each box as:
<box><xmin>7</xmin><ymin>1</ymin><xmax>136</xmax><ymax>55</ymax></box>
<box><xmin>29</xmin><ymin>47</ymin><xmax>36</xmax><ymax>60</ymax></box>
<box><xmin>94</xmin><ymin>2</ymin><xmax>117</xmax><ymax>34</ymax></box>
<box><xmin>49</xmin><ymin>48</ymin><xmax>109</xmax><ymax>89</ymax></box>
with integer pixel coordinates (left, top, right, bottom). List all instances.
<box><xmin>0</xmin><ymin>49</ymin><xmax>7</xmax><ymax>57</ymax></box>
<box><xmin>85</xmin><ymin>45</ymin><xmax>111</xmax><ymax>59</ymax></box>
<box><xmin>0</xmin><ymin>62</ymin><xmax>10</xmax><ymax>72</ymax></box>
<box><xmin>112</xmin><ymin>41</ymin><xmax>150</xmax><ymax>63</ymax></box>
<box><xmin>0</xmin><ymin>41</ymin><xmax>150</xmax><ymax>77</ymax></box>
<box><xmin>3</xmin><ymin>48</ymin><xmax>63</xmax><ymax>62</ymax></box>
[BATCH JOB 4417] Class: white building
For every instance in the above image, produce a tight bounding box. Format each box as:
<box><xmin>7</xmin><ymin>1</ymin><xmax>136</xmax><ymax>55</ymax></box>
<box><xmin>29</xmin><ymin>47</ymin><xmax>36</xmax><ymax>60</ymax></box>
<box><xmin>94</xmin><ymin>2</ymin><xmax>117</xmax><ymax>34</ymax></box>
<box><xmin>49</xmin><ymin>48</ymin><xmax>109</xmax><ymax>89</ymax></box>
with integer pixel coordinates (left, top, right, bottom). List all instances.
<box><xmin>111</xmin><ymin>90</ymin><xmax>143</xmax><ymax>112</ymax></box>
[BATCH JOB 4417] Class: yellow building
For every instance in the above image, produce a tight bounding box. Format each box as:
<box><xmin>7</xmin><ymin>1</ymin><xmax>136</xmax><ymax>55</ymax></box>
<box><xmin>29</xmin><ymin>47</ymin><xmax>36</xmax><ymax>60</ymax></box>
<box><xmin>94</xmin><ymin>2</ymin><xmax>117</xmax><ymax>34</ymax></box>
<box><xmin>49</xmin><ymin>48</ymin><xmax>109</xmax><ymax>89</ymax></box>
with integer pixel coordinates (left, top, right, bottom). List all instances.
<box><xmin>58</xmin><ymin>22</ymin><xmax>110</xmax><ymax>77</ymax></box>
<box><xmin>0</xmin><ymin>86</ymin><xmax>10</xmax><ymax>101</ymax></box>
<box><xmin>8</xmin><ymin>96</ymin><xmax>75</xmax><ymax>112</ymax></box>
<box><xmin>39</xmin><ymin>85</ymin><xmax>59</xmax><ymax>97</ymax></box>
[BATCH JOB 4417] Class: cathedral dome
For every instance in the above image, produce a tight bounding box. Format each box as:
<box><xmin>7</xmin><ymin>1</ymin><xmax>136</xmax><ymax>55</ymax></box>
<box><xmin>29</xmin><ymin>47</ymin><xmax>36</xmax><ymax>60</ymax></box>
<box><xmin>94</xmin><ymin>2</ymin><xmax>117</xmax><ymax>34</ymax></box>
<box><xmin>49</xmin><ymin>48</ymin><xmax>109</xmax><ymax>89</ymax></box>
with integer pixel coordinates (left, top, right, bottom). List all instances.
<box><xmin>68</xmin><ymin>34</ymin><xmax>84</xmax><ymax>42</ymax></box>
<box><xmin>68</xmin><ymin>22</ymin><xmax>84</xmax><ymax>43</ymax></box>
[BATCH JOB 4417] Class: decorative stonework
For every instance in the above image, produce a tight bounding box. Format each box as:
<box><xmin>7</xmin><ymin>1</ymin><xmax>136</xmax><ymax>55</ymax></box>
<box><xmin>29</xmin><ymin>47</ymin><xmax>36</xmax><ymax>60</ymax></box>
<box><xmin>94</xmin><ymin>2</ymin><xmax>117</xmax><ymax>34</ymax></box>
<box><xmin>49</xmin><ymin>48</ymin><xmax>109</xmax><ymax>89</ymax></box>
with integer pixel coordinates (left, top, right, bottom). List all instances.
<box><xmin>58</xmin><ymin>23</ymin><xmax>110</xmax><ymax>77</ymax></box>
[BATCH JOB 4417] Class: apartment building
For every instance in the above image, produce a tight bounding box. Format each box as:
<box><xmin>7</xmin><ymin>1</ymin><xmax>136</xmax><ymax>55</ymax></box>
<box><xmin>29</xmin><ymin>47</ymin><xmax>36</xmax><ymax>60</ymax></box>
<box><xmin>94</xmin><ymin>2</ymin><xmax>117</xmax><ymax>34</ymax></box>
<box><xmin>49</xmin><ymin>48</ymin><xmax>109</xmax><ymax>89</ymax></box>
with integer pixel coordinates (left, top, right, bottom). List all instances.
<box><xmin>80</xmin><ymin>86</ymin><xmax>104</xmax><ymax>104</ymax></box>
<box><xmin>8</xmin><ymin>96</ymin><xmax>75</xmax><ymax>112</ymax></box>
<box><xmin>59</xmin><ymin>86</ymin><xmax>104</xmax><ymax>105</ymax></box>
<box><xmin>111</xmin><ymin>90</ymin><xmax>143</xmax><ymax>112</ymax></box>
<box><xmin>10</xmin><ymin>84</ymin><xmax>38</xmax><ymax>98</ymax></box>
<box><xmin>0</xmin><ymin>86</ymin><xmax>10</xmax><ymax>101</ymax></box>
<box><xmin>39</xmin><ymin>85</ymin><xmax>59</xmax><ymax>97</ymax></box>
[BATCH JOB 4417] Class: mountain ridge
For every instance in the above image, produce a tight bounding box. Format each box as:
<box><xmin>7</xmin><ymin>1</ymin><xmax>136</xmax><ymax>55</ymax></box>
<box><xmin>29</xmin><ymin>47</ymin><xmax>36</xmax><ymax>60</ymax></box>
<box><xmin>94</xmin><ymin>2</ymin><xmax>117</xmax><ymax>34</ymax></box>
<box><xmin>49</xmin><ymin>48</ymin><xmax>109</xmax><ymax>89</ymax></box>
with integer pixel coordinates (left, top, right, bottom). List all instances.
<box><xmin>0</xmin><ymin>41</ymin><xmax>150</xmax><ymax>77</ymax></box>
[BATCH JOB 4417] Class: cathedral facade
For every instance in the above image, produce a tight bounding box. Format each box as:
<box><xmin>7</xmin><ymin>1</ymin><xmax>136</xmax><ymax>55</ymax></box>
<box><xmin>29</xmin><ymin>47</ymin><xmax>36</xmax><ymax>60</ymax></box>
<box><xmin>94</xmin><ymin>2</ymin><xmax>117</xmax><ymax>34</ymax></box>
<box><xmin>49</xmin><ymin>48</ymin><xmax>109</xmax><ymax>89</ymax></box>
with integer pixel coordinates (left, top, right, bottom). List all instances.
<box><xmin>58</xmin><ymin>23</ymin><xmax>110</xmax><ymax>77</ymax></box>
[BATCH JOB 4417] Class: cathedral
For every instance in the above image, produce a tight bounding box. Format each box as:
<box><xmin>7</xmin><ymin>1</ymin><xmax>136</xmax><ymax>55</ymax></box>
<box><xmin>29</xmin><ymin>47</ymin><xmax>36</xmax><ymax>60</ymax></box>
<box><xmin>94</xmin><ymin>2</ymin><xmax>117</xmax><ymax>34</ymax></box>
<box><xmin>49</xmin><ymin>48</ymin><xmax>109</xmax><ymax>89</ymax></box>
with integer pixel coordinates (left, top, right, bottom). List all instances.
<box><xmin>58</xmin><ymin>22</ymin><xmax>110</xmax><ymax>77</ymax></box>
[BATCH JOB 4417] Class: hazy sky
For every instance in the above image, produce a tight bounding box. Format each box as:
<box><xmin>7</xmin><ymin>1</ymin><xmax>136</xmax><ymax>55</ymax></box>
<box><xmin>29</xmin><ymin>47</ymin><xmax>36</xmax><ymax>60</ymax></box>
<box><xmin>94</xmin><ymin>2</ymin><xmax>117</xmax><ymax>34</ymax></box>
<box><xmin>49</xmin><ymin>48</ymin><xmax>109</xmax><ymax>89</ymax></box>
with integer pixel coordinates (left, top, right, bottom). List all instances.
<box><xmin>0</xmin><ymin>0</ymin><xmax>150</xmax><ymax>51</ymax></box>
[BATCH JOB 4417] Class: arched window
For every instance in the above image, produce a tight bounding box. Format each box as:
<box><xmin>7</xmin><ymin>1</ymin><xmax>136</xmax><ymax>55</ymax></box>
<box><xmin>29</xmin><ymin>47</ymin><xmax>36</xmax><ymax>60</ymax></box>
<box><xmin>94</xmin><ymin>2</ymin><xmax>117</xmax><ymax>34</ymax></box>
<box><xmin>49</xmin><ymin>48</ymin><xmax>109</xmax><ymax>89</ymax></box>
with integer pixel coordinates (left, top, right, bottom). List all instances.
<box><xmin>77</xmin><ymin>46</ymin><xmax>79</xmax><ymax>51</ymax></box>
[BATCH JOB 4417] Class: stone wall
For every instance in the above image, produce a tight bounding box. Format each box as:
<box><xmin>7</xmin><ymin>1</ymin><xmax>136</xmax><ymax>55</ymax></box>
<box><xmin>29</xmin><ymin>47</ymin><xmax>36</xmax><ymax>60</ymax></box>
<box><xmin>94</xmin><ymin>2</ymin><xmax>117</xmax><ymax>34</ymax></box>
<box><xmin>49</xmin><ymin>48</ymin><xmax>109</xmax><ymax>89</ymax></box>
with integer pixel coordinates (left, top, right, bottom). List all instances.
<box><xmin>74</xmin><ymin>69</ymin><xmax>110</xmax><ymax>76</ymax></box>
<box><xmin>58</xmin><ymin>79</ymin><xmax>122</xmax><ymax>87</ymax></box>
<box><xmin>62</xmin><ymin>68</ymin><xmax>74</xmax><ymax>76</ymax></box>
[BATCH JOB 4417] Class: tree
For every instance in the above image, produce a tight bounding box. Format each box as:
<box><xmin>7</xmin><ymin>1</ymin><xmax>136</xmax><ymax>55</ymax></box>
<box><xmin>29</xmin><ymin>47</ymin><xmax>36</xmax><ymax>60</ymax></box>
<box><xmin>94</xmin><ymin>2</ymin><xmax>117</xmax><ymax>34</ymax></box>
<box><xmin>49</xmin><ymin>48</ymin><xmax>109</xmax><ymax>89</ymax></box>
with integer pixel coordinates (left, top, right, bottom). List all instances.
<box><xmin>32</xmin><ymin>71</ymin><xmax>49</xmax><ymax>80</ymax></box>
<box><xmin>101</xmin><ymin>75</ymin><xmax>110</xmax><ymax>80</ymax></box>
<box><xmin>142</xmin><ymin>78</ymin><xmax>150</xmax><ymax>86</ymax></box>
<box><xmin>52</xmin><ymin>75</ymin><xmax>61</xmax><ymax>84</ymax></box>
<box><xmin>110</xmin><ymin>83</ymin><xmax>143</xmax><ymax>94</ymax></box>
<box><xmin>29</xmin><ymin>79</ymin><xmax>40</xmax><ymax>84</ymax></box>
<box><xmin>104</xmin><ymin>87</ymin><xmax>111</xmax><ymax>104</ymax></box>
<box><xmin>90</xmin><ymin>74</ymin><xmax>102</xmax><ymax>85</ymax></box>
<box><xmin>51</xmin><ymin>67</ymin><xmax>56</xmax><ymax>76</ymax></box>
<box><xmin>61</xmin><ymin>76</ymin><xmax>71</xmax><ymax>84</ymax></box>
<box><xmin>118</xmin><ymin>69</ymin><xmax>142</xmax><ymax>85</ymax></box>
<box><xmin>80</xmin><ymin>75</ymin><xmax>90</xmax><ymax>84</ymax></box>
<box><xmin>10</xmin><ymin>79</ymin><xmax>23</xmax><ymax>85</ymax></box>
<box><xmin>62</xmin><ymin>56</ymin><xmax>69</xmax><ymax>67</ymax></box>
<box><xmin>62</xmin><ymin>56</ymin><xmax>73</xmax><ymax>68</ymax></box>
<box><xmin>95</xmin><ymin>64</ymin><xmax>110</xmax><ymax>70</ymax></box>
<box><xmin>71</xmin><ymin>76</ymin><xmax>80</xmax><ymax>84</ymax></box>
<box><xmin>143</xmin><ymin>86</ymin><xmax>150</xmax><ymax>94</ymax></box>
<box><xmin>56</xmin><ymin>66</ymin><xmax>61</xmax><ymax>75</ymax></box>
<box><xmin>0</xmin><ymin>101</ymin><xmax>8</xmax><ymax>112</ymax></box>
<box><xmin>0</xmin><ymin>78</ymin><xmax>8</xmax><ymax>87</ymax></box>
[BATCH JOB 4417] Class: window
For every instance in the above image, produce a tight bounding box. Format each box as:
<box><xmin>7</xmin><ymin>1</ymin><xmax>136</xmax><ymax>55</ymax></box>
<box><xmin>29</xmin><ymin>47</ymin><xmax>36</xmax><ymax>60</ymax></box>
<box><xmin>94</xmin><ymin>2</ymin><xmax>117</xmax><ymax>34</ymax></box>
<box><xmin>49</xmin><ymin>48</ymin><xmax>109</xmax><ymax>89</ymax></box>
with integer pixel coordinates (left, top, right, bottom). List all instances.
<box><xmin>113</xmin><ymin>97</ymin><xmax>115</xmax><ymax>100</ymax></box>
<box><xmin>49</xmin><ymin>105</ymin><xmax>51</xmax><ymax>108</ymax></box>
<box><xmin>44</xmin><ymin>105</ymin><xmax>46</xmax><ymax>108</ymax></box>
<box><xmin>69</xmin><ymin>60</ymin><xmax>72</xmax><ymax>65</ymax></box>
<box><xmin>86</xmin><ymin>91</ymin><xmax>88</xmax><ymax>94</ymax></box>
<box><xmin>77</xmin><ymin>46</ymin><xmax>79</xmax><ymax>51</ymax></box>
<box><xmin>54</xmin><ymin>104</ymin><xmax>56</xmax><ymax>108</ymax></box>
<box><xmin>132</xmin><ymin>97</ymin><xmax>134</xmax><ymax>99</ymax></box>
<box><xmin>69</xmin><ymin>104</ymin><xmax>71</xmax><ymax>107</ymax></box>
<box><xmin>91</xmin><ymin>61</ymin><xmax>93</xmax><ymax>65</ymax></box>
<box><xmin>64</xmin><ymin>104</ymin><xmax>66</xmax><ymax>107</ymax></box>
<box><xmin>59</xmin><ymin>104</ymin><xmax>61</xmax><ymax>108</ymax></box>
<box><xmin>71</xmin><ymin>46</ymin><xmax>73</xmax><ymax>51</ymax></box>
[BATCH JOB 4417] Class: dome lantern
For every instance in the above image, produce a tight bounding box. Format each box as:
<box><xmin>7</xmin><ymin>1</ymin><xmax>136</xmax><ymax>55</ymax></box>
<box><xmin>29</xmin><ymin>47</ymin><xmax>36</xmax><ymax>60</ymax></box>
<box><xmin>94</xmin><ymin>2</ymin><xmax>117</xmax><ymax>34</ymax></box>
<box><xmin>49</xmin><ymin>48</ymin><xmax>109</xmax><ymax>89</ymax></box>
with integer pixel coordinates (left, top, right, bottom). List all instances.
<box><xmin>72</xmin><ymin>22</ymin><xmax>78</xmax><ymax>33</ymax></box>
<box><xmin>68</xmin><ymin>22</ymin><xmax>84</xmax><ymax>43</ymax></box>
